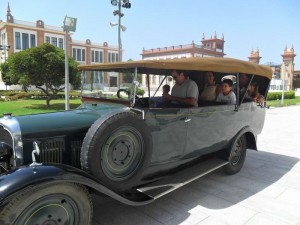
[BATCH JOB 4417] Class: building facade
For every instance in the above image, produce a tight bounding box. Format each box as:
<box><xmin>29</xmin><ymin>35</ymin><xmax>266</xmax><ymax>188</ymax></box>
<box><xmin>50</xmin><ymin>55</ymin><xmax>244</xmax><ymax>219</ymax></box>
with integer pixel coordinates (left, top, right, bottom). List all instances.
<box><xmin>0</xmin><ymin>3</ymin><xmax>120</xmax><ymax>90</ymax></box>
<box><xmin>140</xmin><ymin>33</ymin><xmax>225</xmax><ymax>90</ymax></box>
<box><xmin>266</xmin><ymin>46</ymin><xmax>297</xmax><ymax>92</ymax></box>
<box><xmin>141</xmin><ymin>32</ymin><xmax>225</xmax><ymax>60</ymax></box>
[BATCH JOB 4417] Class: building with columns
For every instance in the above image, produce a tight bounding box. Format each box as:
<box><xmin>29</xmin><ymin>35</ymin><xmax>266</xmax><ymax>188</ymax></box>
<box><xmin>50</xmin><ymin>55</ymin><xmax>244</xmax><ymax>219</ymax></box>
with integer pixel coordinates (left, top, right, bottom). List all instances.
<box><xmin>261</xmin><ymin>45</ymin><xmax>297</xmax><ymax>92</ymax></box>
<box><xmin>281</xmin><ymin>46</ymin><xmax>296</xmax><ymax>90</ymax></box>
<box><xmin>140</xmin><ymin>32</ymin><xmax>225</xmax><ymax>91</ymax></box>
<box><xmin>0</xmin><ymin>3</ymin><xmax>120</xmax><ymax>90</ymax></box>
<box><xmin>141</xmin><ymin>32</ymin><xmax>225</xmax><ymax>60</ymax></box>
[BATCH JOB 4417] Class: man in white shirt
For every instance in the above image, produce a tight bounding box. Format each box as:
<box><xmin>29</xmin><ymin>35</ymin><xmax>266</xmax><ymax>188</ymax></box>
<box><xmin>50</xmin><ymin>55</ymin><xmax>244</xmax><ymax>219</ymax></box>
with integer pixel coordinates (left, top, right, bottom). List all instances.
<box><xmin>163</xmin><ymin>70</ymin><xmax>199</xmax><ymax>107</ymax></box>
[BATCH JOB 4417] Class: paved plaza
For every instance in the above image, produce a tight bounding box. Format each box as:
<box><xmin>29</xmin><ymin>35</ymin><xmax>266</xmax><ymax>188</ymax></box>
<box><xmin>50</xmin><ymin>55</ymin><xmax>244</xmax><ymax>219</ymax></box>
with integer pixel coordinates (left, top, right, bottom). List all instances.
<box><xmin>92</xmin><ymin>105</ymin><xmax>300</xmax><ymax>225</ymax></box>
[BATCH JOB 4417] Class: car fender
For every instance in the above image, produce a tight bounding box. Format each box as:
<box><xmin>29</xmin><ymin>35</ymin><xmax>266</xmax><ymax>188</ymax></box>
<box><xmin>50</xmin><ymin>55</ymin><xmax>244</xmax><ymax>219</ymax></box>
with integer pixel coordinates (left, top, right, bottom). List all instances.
<box><xmin>0</xmin><ymin>164</ymin><xmax>153</xmax><ymax>209</ymax></box>
<box><xmin>231</xmin><ymin>126</ymin><xmax>257</xmax><ymax>151</ymax></box>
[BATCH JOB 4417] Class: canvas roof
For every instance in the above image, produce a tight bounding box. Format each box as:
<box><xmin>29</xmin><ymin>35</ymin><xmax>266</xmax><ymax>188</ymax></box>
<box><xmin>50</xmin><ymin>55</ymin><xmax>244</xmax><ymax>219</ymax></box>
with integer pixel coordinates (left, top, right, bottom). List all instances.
<box><xmin>78</xmin><ymin>57</ymin><xmax>272</xmax><ymax>79</ymax></box>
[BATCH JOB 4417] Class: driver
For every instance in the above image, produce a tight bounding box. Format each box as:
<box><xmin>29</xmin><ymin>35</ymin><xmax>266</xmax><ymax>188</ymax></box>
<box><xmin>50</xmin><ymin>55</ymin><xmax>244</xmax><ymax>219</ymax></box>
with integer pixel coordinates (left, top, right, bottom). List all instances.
<box><xmin>163</xmin><ymin>70</ymin><xmax>199</xmax><ymax>107</ymax></box>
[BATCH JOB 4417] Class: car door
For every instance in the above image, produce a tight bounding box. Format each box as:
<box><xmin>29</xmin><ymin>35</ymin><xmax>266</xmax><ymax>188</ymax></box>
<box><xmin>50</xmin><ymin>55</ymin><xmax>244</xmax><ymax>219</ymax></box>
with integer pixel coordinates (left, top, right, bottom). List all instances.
<box><xmin>184</xmin><ymin>105</ymin><xmax>238</xmax><ymax>158</ymax></box>
<box><xmin>144</xmin><ymin>107</ymin><xmax>189</xmax><ymax>163</ymax></box>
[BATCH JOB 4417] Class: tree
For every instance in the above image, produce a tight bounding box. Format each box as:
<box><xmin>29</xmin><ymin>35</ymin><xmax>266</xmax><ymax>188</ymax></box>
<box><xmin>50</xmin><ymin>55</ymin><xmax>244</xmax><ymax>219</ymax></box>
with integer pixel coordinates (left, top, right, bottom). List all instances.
<box><xmin>0</xmin><ymin>62</ymin><xmax>13</xmax><ymax>89</ymax></box>
<box><xmin>4</xmin><ymin>43</ymin><xmax>80</xmax><ymax>107</ymax></box>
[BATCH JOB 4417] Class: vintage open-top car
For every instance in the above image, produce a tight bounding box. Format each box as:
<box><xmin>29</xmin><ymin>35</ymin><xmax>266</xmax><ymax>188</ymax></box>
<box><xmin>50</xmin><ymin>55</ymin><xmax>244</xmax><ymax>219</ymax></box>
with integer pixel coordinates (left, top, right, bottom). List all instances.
<box><xmin>0</xmin><ymin>57</ymin><xmax>272</xmax><ymax>225</ymax></box>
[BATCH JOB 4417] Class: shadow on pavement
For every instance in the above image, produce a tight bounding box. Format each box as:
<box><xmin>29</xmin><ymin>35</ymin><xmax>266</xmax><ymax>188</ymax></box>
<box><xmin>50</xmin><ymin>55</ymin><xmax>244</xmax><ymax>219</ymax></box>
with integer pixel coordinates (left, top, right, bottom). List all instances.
<box><xmin>92</xmin><ymin>150</ymin><xmax>299</xmax><ymax>225</ymax></box>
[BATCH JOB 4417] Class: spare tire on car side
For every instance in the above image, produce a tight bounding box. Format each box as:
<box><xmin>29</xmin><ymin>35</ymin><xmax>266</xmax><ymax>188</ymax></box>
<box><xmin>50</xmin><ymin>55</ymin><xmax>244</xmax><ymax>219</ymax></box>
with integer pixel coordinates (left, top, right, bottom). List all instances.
<box><xmin>81</xmin><ymin>111</ymin><xmax>152</xmax><ymax>192</ymax></box>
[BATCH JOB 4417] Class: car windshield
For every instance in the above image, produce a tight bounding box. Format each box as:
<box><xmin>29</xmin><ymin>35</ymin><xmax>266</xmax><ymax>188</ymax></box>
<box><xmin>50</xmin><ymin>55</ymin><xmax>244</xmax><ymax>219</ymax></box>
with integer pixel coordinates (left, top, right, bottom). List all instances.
<box><xmin>81</xmin><ymin>70</ymin><xmax>136</xmax><ymax>99</ymax></box>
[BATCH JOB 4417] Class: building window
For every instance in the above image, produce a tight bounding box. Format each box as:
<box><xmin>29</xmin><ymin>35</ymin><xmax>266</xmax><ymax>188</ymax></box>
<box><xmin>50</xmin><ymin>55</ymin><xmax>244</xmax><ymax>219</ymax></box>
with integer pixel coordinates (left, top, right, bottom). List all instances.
<box><xmin>95</xmin><ymin>51</ymin><xmax>99</xmax><ymax>62</ymax></box>
<box><xmin>59</xmin><ymin>38</ymin><xmax>63</xmax><ymax>49</ymax></box>
<box><xmin>82</xmin><ymin>49</ymin><xmax>86</xmax><ymax>61</ymax></box>
<box><xmin>1</xmin><ymin>33</ymin><xmax>5</xmax><ymax>45</ymax></box>
<box><xmin>30</xmin><ymin>34</ymin><xmax>36</xmax><ymax>47</ymax></box>
<box><xmin>51</xmin><ymin>37</ymin><xmax>57</xmax><ymax>47</ymax></box>
<box><xmin>15</xmin><ymin>32</ymin><xmax>21</xmax><ymax>49</ymax></box>
<box><xmin>46</xmin><ymin>36</ymin><xmax>50</xmax><ymax>44</ymax></box>
<box><xmin>92</xmin><ymin>50</ymin><xmax>95</xmax><ymax>62</ymax></box>
<box><xmin>91</xmin><ymin>50</ymin><xmax>103</xmax><ymax>63</ymax></box>
<box><xmin>108</xmin><ymin>52</ymin><xmax>118</xmax><ymax>62</ymax></box>
<box><xmin>100</xmin><ymin>51</ymin><xmax>103</xmax><ymax>63</ymax></box>
<box><xmin>108</xmin><ymin>52</ymin><xmax>112</xmax><ymax>62</ymax></box>
<box><xmin>72</xmin><ymin>48</ymin><xmax>76</xmax><ymax>60</ymax></box>
<box><xmin>77</xmin><ymin>49</ymin><xmax>81</xmax><ymax>61</ymax></box>
<box><xmin>22</xmin><ymin>33</ymin><xmax>29</xmax><ymax>50</ymax></box>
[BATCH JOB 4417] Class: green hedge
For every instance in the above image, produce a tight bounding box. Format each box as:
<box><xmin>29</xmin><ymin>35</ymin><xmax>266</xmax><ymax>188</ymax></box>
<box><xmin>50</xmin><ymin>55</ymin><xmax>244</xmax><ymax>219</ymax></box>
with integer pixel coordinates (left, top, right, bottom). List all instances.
<box><xmin>0</xmin><ymin>91</ymin><xmax>81</xmax><ymax>101</ymax></box>
<box><xmin>125</xmin><ymin>87</ymin><xmax>145</xmax><ymax>96</ymax></box>
<box><xmin>267</xmin><ymin>91</ymin><xmax>295</xmax><ymax>101</ymax></box>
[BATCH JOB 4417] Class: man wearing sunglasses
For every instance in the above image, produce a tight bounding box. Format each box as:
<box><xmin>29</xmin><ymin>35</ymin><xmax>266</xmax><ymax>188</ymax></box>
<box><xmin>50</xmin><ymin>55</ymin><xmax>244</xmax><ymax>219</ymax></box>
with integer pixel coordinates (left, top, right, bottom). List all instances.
<box><xmin>163</xmin><ymin>70</ymin><xmax>199</xmax><ymax>107</ymax></box>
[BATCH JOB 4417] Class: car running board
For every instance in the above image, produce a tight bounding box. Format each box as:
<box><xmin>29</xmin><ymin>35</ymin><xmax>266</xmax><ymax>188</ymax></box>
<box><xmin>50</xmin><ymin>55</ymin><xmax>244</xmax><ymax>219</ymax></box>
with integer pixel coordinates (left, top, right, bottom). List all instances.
<box><xmin>137</xmin><ymin>158</ymin><xmax>228</xmax><ymax>200</ymax></box>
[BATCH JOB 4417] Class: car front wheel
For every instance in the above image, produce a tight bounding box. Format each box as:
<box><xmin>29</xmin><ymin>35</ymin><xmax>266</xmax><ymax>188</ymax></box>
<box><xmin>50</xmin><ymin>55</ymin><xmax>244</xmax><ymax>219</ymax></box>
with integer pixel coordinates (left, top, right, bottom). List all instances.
<box><xmin>0</xmin><ymin>183</ymin><xmax>93</xmax><ymax>225</ymax></box>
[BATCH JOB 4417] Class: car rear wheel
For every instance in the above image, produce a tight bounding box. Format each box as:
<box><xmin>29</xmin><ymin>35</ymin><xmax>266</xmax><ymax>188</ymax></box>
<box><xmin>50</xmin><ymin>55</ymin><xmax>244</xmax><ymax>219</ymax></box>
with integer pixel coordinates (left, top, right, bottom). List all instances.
<box><xmin>223</xmin><ymin>135</ymin><xmax>247</xmax><ymax>174</ymax></box>
<box><xmin>81</xmin><ymin>111</ymin><xmax>152</xmax><ymax>192</ymax></box>
<box><xmin>0</xmin><ymin>183</ymin><xmax>92</xmax><ymax>225</ymax></box>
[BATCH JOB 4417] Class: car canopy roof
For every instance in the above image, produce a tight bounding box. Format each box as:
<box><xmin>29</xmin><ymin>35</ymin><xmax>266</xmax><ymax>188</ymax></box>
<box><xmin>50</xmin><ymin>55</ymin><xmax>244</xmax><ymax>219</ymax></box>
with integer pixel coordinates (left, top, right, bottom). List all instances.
<box><xmin>79</xmin><ymin>57</ymin><xmax>272</xmax><ymax>80</ymax></box>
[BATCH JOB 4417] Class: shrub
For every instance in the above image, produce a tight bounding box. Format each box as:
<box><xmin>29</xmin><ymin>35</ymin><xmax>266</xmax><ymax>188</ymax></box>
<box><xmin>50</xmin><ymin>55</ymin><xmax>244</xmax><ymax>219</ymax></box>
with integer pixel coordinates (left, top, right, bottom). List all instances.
<box><xmin>267</xmin><ymin>91</ymin><xmax>295</xmax><ymax>101</ymax></box>
<box><xmin>1</xmin><ymin>90</ymin><xmax>81</xmax><ymax>100</ymax></box>
<box><xmin>126</xmin><ymin>87</ymin><xmax>145</xmax><ymax>96</ymax></box>
<box><xmin>136</xmin><ymin>88</ymin><xmax>145</xmax><ymax>96</ymax></box>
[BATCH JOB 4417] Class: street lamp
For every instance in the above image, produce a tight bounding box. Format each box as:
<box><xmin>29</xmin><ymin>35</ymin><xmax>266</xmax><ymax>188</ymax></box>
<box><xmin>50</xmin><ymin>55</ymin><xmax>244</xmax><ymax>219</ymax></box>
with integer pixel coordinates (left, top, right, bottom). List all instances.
<box><xmin>281</xmin><ymin>61</ymin><xmax>290</xmax><ymax>105</ymax></box>
<box><xmin>0</xmin><ymin>45</ymin><xmax>10</xmax><ymax>62</ymax></box>
<box><xmin>110</xmin><ymin>0</ymin><xmax>131</xmax><ymax>62</ymax></box>
<box><xmin>63</xmin><ymin>15</ymin><xmax>77</xmax><ymax>110</ymax></box>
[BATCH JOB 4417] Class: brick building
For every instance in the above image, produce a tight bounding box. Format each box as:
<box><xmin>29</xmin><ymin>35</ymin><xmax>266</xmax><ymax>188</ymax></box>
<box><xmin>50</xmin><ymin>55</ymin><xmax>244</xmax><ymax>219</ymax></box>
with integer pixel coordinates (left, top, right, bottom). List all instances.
<box><xmin>140</xmin><ymin>32</ymin><xmax>225</xmax><ymax>89</ymax></box>
<box><xmin>0</xmin><ymin>3</ymin><xmax>120</xmax><ymax>90</ymax></box>
<box><xmin>141</xmin><ymin>32</ymin><xmax>225</xmax><ymax>60</ymax></box>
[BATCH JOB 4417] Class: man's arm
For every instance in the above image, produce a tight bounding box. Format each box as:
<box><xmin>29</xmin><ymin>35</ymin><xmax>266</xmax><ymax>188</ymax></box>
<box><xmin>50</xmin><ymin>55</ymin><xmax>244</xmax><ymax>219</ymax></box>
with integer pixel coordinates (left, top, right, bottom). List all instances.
<box><xmin>163</xmin><ymin>93</ymin><xmax>196</xmax><ymax>106</ymax></box>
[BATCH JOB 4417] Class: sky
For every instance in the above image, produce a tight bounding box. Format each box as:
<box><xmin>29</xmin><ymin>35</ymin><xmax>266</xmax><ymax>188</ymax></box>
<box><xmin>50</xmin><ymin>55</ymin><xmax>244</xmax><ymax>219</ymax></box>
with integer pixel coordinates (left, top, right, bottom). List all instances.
<box><xmin>1</xmin><ymin>0</ymin><xmax>300</xmax><ymax>68</ymax></box>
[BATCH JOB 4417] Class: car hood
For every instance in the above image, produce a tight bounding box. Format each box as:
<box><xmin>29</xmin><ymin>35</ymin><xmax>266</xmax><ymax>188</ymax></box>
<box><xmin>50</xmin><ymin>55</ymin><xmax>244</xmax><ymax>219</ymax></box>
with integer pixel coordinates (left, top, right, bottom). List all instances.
<box><xmin>15</xmin><ymin>104</ymin><xmax>127</xmax><ymax>139</ymax></box>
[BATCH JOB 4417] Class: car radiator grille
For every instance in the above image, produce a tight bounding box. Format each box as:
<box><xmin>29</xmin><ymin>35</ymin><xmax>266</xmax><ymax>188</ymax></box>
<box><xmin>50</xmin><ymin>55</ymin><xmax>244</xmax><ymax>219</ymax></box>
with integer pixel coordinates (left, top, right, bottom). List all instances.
<box><xmin>38</xmin><ymin>139</ymin><xmax>82</xmax><ymax>168</ymax></box>
<box><xmin>71</xmin><ymin>140</ymin><xmax>82</xmax><ymax>168</ymax></box>
<box><xmin>39</xmin><ymin>139</ymin><xmax>64</xmax><ymax>163</ymax></box>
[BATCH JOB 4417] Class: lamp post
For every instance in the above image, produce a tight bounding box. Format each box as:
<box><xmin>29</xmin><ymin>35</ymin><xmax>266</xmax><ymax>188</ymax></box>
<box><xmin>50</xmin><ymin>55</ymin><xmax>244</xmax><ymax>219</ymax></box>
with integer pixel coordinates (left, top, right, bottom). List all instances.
<box><xmin>281</xmin><ymin>61</ymin><xmax>289</xmax><ymax>105</ymax></box>
<box><xmin>110</xmin><ymin>0</ymin><xmax>131</xmax><ymax>62</ymax></box>
<box><xmin>0</xmin><ymin>45</ymin><xmax>10</xmax><ymax>62</ymax></box>
<box><xmin>63</xmin><ymin>15</ymin><xmax>77</xmax><ymax>110</ymax></box>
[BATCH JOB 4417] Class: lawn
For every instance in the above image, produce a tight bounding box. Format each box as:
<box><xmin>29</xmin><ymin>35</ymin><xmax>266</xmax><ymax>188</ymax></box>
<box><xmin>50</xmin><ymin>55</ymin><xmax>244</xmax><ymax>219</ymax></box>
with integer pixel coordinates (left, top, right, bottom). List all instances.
<box><xmin>0</xmin><ymin>98</ymin><xmax>82</xmax><ymax>116</ymax></box>
<box><xmin>266</xmin><ymin>96</ymin><xmax>300</xmax><ymax>107</ymax></box>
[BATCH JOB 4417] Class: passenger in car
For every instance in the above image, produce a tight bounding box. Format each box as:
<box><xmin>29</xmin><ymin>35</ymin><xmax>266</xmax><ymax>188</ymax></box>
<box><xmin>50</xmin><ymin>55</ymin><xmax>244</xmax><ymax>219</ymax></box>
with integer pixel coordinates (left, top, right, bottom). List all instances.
<box><xmin>150</xmin><ymin>84</ymin><xmax>171</xmax><ymax>108</ymax></box>
<box><xmin>245</xmin><ymin>81</ymin><xmax>265</xmax><ymax>104</ymax></box>
<box><xmin>239</xmin><ymin>73</ymin><xmax>250</xmax><ymax>96</ymax></box>
<box><xmin>162</xmin><ymin>84</ymin><xmax>170</xmax><ymax>95</ymax></box>
<box><xmin>163</xmin><ymin>70</ymin><xmax>199</xmax><ymax>107</ymax></box>
<box><xmin>216</xmin><ymin>79</ymin><xmax>236</xmax><ymax>105</ymax></box>
<box><xmin>199</xmin><ymin>71</ymin><xmax>218</xmax><ymax>101</ymax></box>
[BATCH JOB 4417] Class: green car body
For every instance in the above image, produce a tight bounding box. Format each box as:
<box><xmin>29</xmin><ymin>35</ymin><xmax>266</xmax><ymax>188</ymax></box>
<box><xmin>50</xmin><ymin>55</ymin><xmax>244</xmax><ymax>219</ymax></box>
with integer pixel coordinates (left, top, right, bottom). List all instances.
<box><xmin>0</xmin><ymin>57</ymin><xmax>272</xmax><ymax>225</ymax></box>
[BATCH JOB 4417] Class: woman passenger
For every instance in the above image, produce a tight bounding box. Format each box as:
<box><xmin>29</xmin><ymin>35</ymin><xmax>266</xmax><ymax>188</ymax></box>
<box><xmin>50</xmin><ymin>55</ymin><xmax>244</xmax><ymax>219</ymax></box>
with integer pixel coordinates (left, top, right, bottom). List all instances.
<box><xmin>199</xmin><ymin>71</ymin><xmax>218</xmax><ymax>101</ymax></box>
<box><xmin>246</xmin><ymin>82</ymin><xmax>264</xmax><ymax>104</ymax></box>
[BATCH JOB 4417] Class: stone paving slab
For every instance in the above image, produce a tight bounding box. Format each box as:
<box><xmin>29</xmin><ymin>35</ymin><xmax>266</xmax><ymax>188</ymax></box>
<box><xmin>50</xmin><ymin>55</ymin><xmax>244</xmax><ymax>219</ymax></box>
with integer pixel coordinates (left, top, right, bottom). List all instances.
<box><xmin>92</xmin><ymin>106</ymin><xmax>300</xmax><ymax>225</ymax></box>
